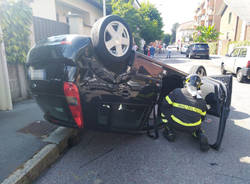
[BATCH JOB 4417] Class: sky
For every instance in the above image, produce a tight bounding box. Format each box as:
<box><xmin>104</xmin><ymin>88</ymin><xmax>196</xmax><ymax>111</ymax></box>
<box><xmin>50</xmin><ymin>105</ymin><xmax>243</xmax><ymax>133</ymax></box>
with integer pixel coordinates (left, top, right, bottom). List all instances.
<box><xmin>138</xmin><ymin>0</ymin><xmax>201</xmax><ymax>34</ymax></box>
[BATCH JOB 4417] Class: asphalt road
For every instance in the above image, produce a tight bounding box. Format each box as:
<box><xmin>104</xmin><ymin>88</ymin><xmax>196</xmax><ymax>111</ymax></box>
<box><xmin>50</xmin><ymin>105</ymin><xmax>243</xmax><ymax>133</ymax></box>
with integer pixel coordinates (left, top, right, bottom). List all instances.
<box><xmin>35</xmin><ymin>52</ymin><xmax>250</xmax><ymax>184</ymax></box>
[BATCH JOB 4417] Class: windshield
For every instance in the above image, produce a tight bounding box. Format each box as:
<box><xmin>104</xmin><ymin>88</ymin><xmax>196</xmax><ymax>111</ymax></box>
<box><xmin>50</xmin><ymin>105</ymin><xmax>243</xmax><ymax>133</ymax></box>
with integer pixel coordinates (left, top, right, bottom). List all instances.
<box><xmin>195</xmin><ymin>44</ymin><xmax>209</xmax><ymax>49</ymax></box>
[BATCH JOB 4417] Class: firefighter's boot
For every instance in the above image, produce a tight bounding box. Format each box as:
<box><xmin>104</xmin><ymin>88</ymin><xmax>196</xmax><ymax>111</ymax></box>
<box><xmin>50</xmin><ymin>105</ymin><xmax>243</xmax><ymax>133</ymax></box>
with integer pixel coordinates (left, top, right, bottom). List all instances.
<box><xmin>198</xmin><ymin>130</ymin><xmax>209</xmax><ymax>152</ymax></box>
<box><xmin>163</xmin><ymin>126</ymin><xmax>176</xmax><ymax>142</ymax></box>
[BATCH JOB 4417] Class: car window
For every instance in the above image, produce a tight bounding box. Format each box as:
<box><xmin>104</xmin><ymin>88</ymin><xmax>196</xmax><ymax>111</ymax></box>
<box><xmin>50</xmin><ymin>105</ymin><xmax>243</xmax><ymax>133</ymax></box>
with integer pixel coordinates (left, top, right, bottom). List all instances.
<box><xmin>230</xmin><ymin>48</ymin><xmax>240</xmax><ymax>57</ymax></box>
<box><xmin>238</xmin><ymin>48</ymin><xmax>247</xmax><ymax>57</ymax></box>
<box><xmin>194</xmin><ymin>44</ymin><xmax>208</xmax><ymax>49</ymax></box>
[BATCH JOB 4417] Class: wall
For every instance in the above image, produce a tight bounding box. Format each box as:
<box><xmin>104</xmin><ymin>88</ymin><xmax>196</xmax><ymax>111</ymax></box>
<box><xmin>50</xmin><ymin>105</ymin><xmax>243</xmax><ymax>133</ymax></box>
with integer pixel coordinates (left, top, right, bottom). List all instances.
<box><xmin>245</xmin><ymin>26</ymin><xmax>250</xmax><ymax>40</ymax></box>
<box><xmin>0</xmin><ymin>26</ymin><xmax>12</xmax><ymax>110</ymax></box>
<box><xmin>55</xmin><ymin>0</ymin><xmax>102</xmax><ymax>35</ymax></box>
<box><xmin>31</xmin><ymin>0</ymin><xmax>57</xmax><ymax>21</ymax></box>
<box><xmin>235</xmin><ymin>18</ymin><xmax>243</xmax><ymax>41</ymax></box>
<box><xmin>219</xmin><ymin>7</ymin><xmax>238</xmax><ymax>41</ymax></box>
<box><xmin>213</xmin><ymin>0</ymin><xmax>223</xmax><ymax>32</ymax></box>
<box><xmin>7</xmin><ymin>63</ymin><xmax>28</xmax><ymax>102</ymax></box>
<box><xmin>56</xmin><ymin>0</ymin><xmax>102</xmax><ymax>25</ymax></box>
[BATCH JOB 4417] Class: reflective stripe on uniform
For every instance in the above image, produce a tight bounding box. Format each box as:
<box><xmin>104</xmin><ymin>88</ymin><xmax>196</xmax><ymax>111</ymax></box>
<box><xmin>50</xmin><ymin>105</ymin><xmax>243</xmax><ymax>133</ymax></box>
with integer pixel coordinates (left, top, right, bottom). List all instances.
<box><xmin>165</xmin><ymin>96</ymin><xmax>206</xmax><ymax>116</ymax></box>
<box><xmin>171</xmin><ymin>115</ymin><xmax>201</xmax><ymax>127</ymax></box>
<box><xmin>162</xmin><ymin>119</ymin><xmax>168</xmax><ymax>123</ymax></box>
<box><xmin>165</xmin><ymin>96</ymin><xmax>173</xmax><ymax>104</ymax></box>
<box><xmin>161</xmin><ymin>113</ymin><xmax>165</xmax><ymax>118</ymax></box>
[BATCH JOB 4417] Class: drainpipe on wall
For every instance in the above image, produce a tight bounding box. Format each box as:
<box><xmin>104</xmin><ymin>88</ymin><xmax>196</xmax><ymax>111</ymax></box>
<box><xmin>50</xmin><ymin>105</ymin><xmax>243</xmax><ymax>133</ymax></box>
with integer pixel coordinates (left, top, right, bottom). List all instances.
<box><xmin>0</xmin><ymin>25</ymin><xmax>13</xmax><ymax>110</ymax></box>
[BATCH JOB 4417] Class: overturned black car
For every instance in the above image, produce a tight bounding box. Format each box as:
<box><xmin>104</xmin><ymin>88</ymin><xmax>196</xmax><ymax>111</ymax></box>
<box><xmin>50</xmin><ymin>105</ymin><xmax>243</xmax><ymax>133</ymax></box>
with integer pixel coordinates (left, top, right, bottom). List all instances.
<box><xmin>27</xmin><ymin>15</ymin><xmax>232</xmax><ymax>150</ymax></box>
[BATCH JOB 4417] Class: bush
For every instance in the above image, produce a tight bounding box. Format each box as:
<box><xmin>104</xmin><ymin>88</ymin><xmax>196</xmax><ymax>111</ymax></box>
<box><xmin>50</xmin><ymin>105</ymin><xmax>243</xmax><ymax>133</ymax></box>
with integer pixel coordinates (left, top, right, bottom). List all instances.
<box><xmin>227</xmin><ymin>40</ymin><xmax>250</xmax><ymax>54</ymax></box>
<box><xmin>208</xmin><ymin>42</ymin><xmax>218</xmax><ymax>55</ymax></box>
<box><xmin>0</xmin><ymin>0</ymin><xmax>32</xmax><ymax>63</ymax></box>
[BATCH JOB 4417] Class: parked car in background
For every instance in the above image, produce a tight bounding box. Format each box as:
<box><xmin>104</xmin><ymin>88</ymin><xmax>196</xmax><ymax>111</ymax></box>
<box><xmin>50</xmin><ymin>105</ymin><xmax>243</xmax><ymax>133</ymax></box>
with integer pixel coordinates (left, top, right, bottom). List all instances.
<box><xmin>26</xmin><ymin>15</ymin><xmax>232</xmax><ymax>150</ymax></box>
<box><xmin>221</xmin><ymin>46</ymin><xmax>250</xmax><ymax>82</ymax></box>
<box><xmin>181</xmin><ymin>45</ymin><xmax>188</xmax><ymax>54</ymax></box>
<box><xmin>186</xmin><ymin>43</ymin><xmax>209</xmax><ymax>59</ymax></box>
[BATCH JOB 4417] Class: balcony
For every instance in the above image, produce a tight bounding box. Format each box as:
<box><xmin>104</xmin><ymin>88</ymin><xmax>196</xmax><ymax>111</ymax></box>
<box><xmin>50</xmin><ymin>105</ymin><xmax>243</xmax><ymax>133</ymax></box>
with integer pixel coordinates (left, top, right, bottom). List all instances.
<box><xmin>208</xmin><ymin>15</ymin><xmax>213</xmax><ymax>20</ymax></box>
<box><xmin>207</xmin><ymin>8</ymin><xmax>214</xmax><ymax>15</ymax></box>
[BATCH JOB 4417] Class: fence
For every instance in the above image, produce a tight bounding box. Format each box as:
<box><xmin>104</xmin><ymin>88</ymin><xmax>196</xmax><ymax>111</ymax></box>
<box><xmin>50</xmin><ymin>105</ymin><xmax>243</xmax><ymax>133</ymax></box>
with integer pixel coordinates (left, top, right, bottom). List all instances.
<box><xmin>33</xmin><ymin>16</ymin><xmax>69</xmax><ymax>43</ymax></box>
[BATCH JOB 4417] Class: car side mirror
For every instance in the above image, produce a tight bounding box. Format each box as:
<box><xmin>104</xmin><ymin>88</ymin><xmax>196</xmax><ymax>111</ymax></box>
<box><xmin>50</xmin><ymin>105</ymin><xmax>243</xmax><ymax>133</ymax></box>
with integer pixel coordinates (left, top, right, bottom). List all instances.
<box><xmin>225</xmin><ymin>54</ymin><xmax>230</xmax><ymax>57</ymax></box>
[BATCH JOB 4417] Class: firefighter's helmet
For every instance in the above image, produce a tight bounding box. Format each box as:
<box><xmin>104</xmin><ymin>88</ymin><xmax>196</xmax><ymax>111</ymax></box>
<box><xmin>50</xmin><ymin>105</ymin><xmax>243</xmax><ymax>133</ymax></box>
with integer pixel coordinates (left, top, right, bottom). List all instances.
<box><xmin>185</xmin><ymin>74</ymin><xmax>203</xmax><ymax>90</ymax></box>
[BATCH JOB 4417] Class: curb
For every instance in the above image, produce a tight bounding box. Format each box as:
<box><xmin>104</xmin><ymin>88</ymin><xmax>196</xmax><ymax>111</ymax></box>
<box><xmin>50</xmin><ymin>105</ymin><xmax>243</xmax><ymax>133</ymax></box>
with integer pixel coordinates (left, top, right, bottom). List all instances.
<box><xmin>1</xmin><ymin>127</ymin><xmax>79</xmax><ymax>184</ymax></box>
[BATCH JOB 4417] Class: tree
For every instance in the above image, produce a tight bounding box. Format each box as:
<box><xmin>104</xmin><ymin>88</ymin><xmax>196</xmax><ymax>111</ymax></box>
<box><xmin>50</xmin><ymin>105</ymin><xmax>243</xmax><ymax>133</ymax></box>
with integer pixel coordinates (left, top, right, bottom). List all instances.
<box><xmin>163</xmin><ymin>34</ymin><xmax>171</xmax><ymax>45</ymax></box>
<box><xmin>138</xmin><ymin>2</ymin><xmax>164</xmax><ymax>44</ymax></box>
<box><xmin>106</xmin><ymin>0</ymin><xmax>131</xmax><ymax>15</ymax></box>
<box><xmin>170</xmin><ymin>22</ymin><xmax>179</xmax><ymax>44</ymax></box>
<box><xmin>111</xmin><ymin>1</ymin><xmax>164</xmax><ymax>45</ymax></box>
<box><xmin>111</xmin><ymin>0</ymin><xmax>141</xmax><ymax>37</ymax></box>
<box><xmin>0</xmin><ymin>0</ymin><xmax>32</xmax><ymax>63</ymax></box>
<box><xmin>193</xmin><ymin>25</ymin><xmax>219</xmax><ymax>43</ymax></box>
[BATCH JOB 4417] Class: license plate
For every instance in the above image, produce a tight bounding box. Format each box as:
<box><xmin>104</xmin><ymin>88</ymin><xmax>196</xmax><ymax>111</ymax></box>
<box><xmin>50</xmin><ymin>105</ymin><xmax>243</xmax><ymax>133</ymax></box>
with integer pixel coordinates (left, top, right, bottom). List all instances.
<box><xmin>30</xmin><ymin>69</ymin><xmax>46</xmax><ymax>80</ymax></box>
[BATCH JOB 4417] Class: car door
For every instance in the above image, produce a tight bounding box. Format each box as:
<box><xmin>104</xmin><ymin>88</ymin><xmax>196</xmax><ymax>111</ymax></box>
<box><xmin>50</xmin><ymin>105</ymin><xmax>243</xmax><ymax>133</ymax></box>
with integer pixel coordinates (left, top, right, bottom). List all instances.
<box><xmin>200</xmin><ymin>75</ymin><xmax>232</xmax><ymax>150</ymax></box>
<box><xmin>235</xmin><ymin>48</ymin><xmax>248</xmax><ymax>73</ymax></box>
<box><xmin>224</xmin><ymin>48</ymin><xmax>240</xmax><ymax>72</ymax></box>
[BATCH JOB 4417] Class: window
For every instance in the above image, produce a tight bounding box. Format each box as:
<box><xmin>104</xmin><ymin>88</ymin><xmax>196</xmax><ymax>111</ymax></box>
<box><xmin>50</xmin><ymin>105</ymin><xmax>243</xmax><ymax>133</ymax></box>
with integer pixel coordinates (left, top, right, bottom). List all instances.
<box><xmin>228</xmin><ymin>12</ymin><xmax>232</xmax><ymax>24</ymax></box>
<box><xmin>230</xmin><ymin>48</ymin><xmax>240</xmax><ymax>57</ymax></box>
<box><xmin>238</xmin><ymin>48</ymin><xmax>247</xmax><ymax>57</ymax></box>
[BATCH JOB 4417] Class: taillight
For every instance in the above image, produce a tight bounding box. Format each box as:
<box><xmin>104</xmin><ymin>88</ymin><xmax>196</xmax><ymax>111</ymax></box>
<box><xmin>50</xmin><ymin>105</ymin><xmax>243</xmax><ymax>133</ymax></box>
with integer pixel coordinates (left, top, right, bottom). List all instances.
<box><xmin>247</xmin><ymin>61</ymin><xmax>250</xmax><ymax>68</ymax></box>
<box><xmin>64</xmin><ymin>82</ymin><xmax>83</xmax><ymax>128</ymax></box>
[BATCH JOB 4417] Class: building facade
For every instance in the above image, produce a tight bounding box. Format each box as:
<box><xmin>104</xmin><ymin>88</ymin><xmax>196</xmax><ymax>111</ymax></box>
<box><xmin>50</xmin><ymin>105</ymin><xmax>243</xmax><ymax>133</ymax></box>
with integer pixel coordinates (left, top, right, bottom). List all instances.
<box><xmin>176</xmin><ymin>21</ymin><xmax>195</xmax><ymax>47</ymax></box>
<box><xmin>218</xmin><ymin>0</ymin><xmax>250</xmax><ymax>55</ymax></box>
<box><xmin>31</xmin><ymin>0</ymin><xmax>103</xmax><ymax>36</ymax></box>
<box><xmin>194</xmin><ymin>0</ymin><xmax>223</xmax><ymax>31</ymax></box>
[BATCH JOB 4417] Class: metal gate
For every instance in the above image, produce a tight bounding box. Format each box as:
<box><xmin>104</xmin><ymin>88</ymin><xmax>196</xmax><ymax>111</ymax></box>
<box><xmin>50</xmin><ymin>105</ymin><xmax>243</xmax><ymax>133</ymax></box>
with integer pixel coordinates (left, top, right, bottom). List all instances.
<box><xmin>33</xmin><ymin>16</ymin><xmax>69</xmax><ymax>43</ymax></box>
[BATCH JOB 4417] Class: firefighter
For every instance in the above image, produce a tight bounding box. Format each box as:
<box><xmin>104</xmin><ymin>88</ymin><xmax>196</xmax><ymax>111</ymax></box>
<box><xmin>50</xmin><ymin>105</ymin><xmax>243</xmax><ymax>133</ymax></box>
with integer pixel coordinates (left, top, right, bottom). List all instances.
<box><xmin>160</xmin><ymin>74</ymin><xmax>209</xmax><ymax>152</ymax></box>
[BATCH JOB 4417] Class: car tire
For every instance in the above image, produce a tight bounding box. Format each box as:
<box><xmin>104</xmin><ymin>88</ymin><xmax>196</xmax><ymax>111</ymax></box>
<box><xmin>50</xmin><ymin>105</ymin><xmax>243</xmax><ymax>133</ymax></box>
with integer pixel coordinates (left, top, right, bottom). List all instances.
<box><xmin>236</xmin><ymin>69</ymin><xmax>244</xmax><ymax>83</ymax></box>
<box><xmin>189</xmin><ymin>65</ymin><xmax>207</xmax><ymax>77</ymax></box>
<box><xmin>189</xmin><ymin>53</ymin><xmax>193</xmax><ymax>59</ymax></box>
<box><xmin>221</xmin><ymin>64</ymin><xmax>226</xmax><ymax>75</ymax></box>
<box><xmin>91</xmin><ymin>15</ymin><xmax>132</xmax><ymax>72</ymax></box>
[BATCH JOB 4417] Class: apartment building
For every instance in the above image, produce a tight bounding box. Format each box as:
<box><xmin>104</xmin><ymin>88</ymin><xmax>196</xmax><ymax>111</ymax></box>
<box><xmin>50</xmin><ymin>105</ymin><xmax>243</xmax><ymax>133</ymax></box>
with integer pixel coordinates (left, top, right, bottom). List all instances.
<box><xmin>194</xmin><ymin>0</ymin><xmax>223</xmax><ymax>31</ymax></box>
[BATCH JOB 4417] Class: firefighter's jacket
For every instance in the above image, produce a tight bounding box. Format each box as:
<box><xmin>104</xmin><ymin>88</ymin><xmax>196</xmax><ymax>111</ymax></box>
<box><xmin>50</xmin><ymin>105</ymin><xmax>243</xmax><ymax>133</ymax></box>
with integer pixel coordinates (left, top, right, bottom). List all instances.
<box><xmin>161</xmin><ymin>88</ymin><xmax>207</xmax><ymax>127</ymax></box>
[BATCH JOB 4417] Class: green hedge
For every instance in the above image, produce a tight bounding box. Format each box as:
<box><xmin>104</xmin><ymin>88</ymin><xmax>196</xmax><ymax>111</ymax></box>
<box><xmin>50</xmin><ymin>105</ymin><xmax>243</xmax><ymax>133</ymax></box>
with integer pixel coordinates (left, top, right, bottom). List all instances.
<box><xmin>208</xmin><ymin>42</ymin><xmax>218</xmax><ymax>55</ymax></box>
<box><xmin>0</xmin><ymin>0</ymin><xmax>32</xmax><ymax>63</ymax></box>
<box><xmin>227</xmin><ymin>40</ymin><xmax>250</xmax><ymax>52</ymax></box>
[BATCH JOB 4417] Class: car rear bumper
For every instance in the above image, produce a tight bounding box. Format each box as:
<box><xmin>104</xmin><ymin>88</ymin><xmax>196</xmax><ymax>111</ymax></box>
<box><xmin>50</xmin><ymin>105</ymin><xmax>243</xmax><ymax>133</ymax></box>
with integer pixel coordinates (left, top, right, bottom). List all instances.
<box><xmin>241</xmin><ymin>67</ymin><xmax>250</xmax><ymax>78</ymax></box>
<box><xmin>193</xmin><ymin>51</ymin><xmax>209</xmax><ymax>56</ymax></box>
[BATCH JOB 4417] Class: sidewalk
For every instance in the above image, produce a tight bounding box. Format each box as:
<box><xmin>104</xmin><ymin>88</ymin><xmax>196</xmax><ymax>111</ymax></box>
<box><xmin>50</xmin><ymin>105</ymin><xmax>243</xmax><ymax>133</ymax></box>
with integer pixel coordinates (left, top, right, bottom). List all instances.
<box><xmin>0</xmin><ymin>99</ymin><xmax>79</xmax><ymax>184</ymax></box>
<box><xmin>0</xmin><ymin>100</ymin><xmax>51</xmax><ymax>183</ymax></box>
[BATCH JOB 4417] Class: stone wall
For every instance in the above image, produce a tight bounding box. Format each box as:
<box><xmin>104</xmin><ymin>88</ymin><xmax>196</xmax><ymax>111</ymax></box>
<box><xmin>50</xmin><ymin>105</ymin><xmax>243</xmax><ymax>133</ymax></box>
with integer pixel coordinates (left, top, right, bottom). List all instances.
<box><xmin>7</xmin><ymin>63</ymin><xmax>28</xmax><ymax>102</ymax></box>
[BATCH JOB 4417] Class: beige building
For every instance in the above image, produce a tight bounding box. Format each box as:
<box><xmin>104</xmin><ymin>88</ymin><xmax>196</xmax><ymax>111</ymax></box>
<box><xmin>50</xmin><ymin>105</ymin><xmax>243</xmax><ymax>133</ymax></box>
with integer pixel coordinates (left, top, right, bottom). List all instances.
<box><xmin>176</xmin><ymin>21</ymin><xmax>195</xmax><ymax>47</ymax></box>
<box><xmin>194</xmin><ymin>0</ymin><xmax>224</xmax><ymax>31</ymax></box>
<box><xmin>31</xmin><ymin>0</ymin><xmax>103</xmax><ymax>36</ymax></box>
<box><xmin>218</xmin><ymin>0</ymin><xmax>250</xmax><ymax>55</ymax></box>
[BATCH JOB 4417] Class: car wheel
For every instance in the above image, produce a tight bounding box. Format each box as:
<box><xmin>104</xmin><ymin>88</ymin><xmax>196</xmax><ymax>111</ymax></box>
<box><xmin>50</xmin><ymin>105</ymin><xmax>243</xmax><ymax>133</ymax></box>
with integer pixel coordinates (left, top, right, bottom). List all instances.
<box><xmin>236</xmin><ymin>69</ymin><xmax>244</xmax><ymax>82</ymax></box>
<box><xmin>189</xmin><ymin>65</ymin><xmax>207</xmax><ymax>77</ymax></box>
<box><xmin>220</xmin><ymin>64</ymin><xmax>226</xmax><ymax>75</ymax></box>
<box><xmin>91</xmin><ymin>15</ymin><xmax>132</xmax><ymax>72</ymax></box>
